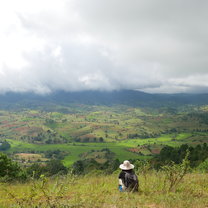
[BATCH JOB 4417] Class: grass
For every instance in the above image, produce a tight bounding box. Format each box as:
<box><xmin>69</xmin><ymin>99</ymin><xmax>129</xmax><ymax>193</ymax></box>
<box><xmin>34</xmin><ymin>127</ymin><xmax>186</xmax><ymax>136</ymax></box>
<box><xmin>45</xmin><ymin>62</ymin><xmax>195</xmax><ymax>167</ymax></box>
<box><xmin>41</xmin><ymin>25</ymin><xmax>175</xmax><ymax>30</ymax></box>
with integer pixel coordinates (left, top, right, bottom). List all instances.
<box><xmin>0</xmin><ymin>172</ymin><xmax>208</xmax><ymax>208</ymax></box>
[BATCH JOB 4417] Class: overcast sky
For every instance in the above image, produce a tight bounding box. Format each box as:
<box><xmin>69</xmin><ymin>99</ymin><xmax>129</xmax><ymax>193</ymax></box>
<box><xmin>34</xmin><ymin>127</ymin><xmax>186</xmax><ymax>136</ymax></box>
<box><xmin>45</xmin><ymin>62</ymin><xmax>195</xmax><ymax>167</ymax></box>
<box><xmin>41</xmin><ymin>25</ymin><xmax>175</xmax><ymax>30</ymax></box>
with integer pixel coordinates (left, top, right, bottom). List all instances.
<box><xmin>0</xmin><ymin>0</ymin><xmax>208</xmax><ymax>94</ymax></box>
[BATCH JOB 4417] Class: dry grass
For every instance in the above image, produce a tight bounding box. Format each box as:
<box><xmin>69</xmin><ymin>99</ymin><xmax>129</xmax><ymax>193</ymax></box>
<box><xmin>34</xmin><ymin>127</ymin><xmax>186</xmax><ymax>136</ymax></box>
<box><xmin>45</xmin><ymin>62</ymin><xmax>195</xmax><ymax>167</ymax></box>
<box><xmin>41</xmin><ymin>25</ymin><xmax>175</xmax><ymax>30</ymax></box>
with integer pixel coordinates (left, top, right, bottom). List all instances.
<box><xmin>0</xmin><ymin>171</ymin><xmax>208</xmax><ymax>208</ymax></box>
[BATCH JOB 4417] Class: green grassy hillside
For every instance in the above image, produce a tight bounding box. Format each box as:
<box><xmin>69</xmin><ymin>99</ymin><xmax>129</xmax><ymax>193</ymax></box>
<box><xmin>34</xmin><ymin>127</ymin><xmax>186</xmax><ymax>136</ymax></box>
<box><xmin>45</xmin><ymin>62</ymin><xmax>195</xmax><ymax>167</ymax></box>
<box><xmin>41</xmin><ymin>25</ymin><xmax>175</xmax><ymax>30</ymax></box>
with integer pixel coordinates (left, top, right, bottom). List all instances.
<box><xmin>0</xmin><ymin>171</ymin><xmax>208</xmax><ymax>208</ymax></box>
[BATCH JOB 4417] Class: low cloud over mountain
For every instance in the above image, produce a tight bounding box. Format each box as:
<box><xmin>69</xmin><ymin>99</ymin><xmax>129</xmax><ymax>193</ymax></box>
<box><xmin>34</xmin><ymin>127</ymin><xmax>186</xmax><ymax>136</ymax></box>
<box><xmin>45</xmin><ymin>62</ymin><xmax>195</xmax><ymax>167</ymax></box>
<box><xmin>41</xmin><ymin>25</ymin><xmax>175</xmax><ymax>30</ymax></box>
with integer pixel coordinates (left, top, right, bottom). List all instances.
<box><xmin>0</xmin><ymin>0</ymin><xmax>208</xmax><ymax>94</ymax></box>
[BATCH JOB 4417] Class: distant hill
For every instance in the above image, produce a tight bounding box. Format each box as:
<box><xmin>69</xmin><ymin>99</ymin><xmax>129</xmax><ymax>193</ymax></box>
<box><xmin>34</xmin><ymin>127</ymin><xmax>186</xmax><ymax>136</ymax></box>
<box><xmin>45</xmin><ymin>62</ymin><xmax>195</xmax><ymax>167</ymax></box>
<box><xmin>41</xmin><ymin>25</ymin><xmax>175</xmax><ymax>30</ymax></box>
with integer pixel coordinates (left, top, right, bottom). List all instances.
<box><xmin>0</xmin><ymin>90</ymin><xmax>208</xmax><ymax>109</ymax></box>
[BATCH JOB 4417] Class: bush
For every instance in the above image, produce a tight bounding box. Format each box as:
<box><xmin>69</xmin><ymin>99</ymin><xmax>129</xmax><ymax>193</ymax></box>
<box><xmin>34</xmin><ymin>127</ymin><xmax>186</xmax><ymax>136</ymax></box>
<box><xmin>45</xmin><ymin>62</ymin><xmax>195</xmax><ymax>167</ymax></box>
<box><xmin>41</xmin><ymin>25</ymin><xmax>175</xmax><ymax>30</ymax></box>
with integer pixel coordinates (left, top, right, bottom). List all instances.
<box><xmin>46</xmin><ymin>159</ymin><xmax>68</xmax><ymax>176</ymax></box>
<box><xmin>0</xmin><ymin>140</ymin><xmax>11</xmax><ymax>150</ymax></box>
<box><xmin>161</xmin><ymin>150</ymin><xmax>190</xmax><ymax>192</ymax></box>
<box><xmin>197</xmin><ymin>158</ymin><xmax>208</xmax><ymax>173</ymax></box>
<box><xmin>0</xmin><ymin>152</ymin><xmax>26</xmax><ymax>182</ymax></box>
<box><xmin>27</xmin><ymin>159</ymin><xmax>68</xmax><ymax>179</ymax></box>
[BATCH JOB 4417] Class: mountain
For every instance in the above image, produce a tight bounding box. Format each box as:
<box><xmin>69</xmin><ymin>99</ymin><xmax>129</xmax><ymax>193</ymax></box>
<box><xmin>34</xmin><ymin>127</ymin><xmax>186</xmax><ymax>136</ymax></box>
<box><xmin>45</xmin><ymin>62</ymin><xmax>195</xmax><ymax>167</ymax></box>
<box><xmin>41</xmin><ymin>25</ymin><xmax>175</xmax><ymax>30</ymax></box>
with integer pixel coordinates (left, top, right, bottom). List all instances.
<box><xmin>0</xmin><ymin>90</ymin><xmax>208</xmax><ymax>109</ymax></box>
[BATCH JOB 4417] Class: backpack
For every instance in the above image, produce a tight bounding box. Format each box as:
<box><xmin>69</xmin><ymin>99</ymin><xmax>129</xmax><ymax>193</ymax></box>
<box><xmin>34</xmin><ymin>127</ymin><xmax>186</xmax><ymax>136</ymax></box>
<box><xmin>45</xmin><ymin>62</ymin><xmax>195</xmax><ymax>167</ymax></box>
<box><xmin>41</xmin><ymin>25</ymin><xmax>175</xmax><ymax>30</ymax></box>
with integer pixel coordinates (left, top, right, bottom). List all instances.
<box><xmin>124</xmin><ymin>172</ymin><xmax>139</xmax><ymax>192</ymax></box>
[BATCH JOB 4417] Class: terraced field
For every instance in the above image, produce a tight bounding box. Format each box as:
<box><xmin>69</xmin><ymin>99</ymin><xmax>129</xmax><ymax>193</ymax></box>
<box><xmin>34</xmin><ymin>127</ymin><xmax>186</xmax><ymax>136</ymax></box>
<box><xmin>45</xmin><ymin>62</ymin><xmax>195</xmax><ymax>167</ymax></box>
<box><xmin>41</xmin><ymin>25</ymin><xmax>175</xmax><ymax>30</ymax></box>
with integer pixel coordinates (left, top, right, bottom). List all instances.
<box><xmin>1</xmin><ymin>105</ymin><xmax>208</xmax><ymax>166</ymax></box>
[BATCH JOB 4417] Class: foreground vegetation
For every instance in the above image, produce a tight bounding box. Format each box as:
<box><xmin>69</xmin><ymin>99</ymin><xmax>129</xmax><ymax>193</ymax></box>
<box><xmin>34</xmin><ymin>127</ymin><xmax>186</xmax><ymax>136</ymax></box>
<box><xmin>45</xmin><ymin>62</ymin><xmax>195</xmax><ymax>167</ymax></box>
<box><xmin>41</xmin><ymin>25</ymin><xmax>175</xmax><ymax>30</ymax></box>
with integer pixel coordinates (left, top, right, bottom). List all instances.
<box><xmin>0</xmin><ymin>148</ymin><xmax>208</xmax><ymax>208</ymax></box>
<box><xmin>0</xmin><ymin>171</ymin><xmax>208</xmax><ymax>208</ymax></box>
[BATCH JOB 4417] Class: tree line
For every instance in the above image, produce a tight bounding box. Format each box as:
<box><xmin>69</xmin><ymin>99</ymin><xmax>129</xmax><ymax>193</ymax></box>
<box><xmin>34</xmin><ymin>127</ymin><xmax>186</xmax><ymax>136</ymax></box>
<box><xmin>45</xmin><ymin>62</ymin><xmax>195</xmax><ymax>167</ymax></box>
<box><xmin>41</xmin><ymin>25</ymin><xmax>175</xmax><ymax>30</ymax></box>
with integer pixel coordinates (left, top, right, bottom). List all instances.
<box><xmin>151</xmin><ymin>143</ymin><xmax>208</xmax><ymax>169</ymax></box>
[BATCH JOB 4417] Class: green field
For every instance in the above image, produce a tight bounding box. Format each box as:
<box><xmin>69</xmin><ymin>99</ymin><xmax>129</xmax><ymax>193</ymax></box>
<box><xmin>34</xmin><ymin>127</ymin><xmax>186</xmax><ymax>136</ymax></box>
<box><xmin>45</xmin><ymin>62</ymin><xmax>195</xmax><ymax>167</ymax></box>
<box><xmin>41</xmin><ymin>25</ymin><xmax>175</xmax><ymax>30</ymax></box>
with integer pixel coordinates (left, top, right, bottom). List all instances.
<box><xmin>1</xmin><ymin>104</ymin><xmax>208</xmax><ymax>166</ymax></box>
<box><xmin>4</xmin><ymin>132</ymin><xmax>207</xmax><ymax>167</ymax></box>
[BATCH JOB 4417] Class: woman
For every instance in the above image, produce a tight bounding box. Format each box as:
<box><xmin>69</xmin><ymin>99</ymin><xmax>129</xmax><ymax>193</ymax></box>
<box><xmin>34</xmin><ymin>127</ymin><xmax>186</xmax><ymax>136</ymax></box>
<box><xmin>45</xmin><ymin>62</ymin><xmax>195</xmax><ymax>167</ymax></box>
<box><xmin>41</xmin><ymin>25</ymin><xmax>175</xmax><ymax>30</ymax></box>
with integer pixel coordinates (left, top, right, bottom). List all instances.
<box><xmin>118</xmin><ymin>160</ymin><xmax>139</xmax><ymax>192</ymax></box>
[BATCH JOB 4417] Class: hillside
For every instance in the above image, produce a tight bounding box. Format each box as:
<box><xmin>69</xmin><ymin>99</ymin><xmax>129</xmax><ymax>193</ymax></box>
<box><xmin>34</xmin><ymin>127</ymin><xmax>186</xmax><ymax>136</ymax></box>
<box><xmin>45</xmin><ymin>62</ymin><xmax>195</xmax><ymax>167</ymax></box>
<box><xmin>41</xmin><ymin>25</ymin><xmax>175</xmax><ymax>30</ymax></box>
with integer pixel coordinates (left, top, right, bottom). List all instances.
<box><xmin>0</xmin><ymin>172</ymin><xmax>208</xmax><ymax>208</ymax></box>
<box><xmin>0</xmin><ymin>105</ymin><xmax>207</xmax><ymax>166</ymax></box>
<box><xmin>0</xmin><ymin>90</ymin><xmax>208</xmax><ymax>167</ymax></box>
<box><xmin>1</xmin><ymin>90</ymin><xmax>208</xmax><ymax>110</ymax></box>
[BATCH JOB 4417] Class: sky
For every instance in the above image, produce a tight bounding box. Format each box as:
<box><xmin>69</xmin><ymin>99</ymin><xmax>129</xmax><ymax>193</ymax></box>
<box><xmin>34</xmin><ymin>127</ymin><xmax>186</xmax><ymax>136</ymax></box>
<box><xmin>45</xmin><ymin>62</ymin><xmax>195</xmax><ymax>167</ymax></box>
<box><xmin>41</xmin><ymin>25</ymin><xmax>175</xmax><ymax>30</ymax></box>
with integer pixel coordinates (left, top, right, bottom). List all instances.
<box><xmin>0</xmin><ymin>0</ymin><xmax>208</xmax><ymax>94</ymax></box>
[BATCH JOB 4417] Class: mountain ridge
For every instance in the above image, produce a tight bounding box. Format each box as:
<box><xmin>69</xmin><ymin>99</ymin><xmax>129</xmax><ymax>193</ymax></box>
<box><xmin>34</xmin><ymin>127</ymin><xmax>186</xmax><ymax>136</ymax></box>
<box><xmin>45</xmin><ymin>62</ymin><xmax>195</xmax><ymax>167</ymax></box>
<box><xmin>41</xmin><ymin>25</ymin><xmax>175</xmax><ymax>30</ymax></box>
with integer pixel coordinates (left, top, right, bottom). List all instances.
<box><xmin>0</xmin><ymin>90</ymin><xmax>208</xmax><ymax>109</ymax></box>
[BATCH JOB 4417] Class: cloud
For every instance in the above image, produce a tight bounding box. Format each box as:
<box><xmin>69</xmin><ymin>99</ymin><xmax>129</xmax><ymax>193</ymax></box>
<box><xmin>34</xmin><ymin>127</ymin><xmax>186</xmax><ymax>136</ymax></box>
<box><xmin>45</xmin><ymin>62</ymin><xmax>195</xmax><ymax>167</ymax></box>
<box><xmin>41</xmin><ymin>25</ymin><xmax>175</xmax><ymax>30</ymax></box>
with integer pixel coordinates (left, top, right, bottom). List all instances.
<box><xmin>0</xmin><ymin>0</ymin><xmax>208</xmax><ymax>94</ymax></box>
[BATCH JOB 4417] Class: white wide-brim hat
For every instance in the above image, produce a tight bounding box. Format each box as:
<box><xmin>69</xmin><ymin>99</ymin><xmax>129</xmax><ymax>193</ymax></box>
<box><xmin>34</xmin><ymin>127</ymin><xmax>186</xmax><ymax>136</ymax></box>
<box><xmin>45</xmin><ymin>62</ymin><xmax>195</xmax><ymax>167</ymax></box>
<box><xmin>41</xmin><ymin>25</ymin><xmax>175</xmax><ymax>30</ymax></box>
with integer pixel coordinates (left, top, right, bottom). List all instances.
<box><xmin>119</xmin><ymin>160</ymin><xmax>134</xmax><ymax>170</ymax></box>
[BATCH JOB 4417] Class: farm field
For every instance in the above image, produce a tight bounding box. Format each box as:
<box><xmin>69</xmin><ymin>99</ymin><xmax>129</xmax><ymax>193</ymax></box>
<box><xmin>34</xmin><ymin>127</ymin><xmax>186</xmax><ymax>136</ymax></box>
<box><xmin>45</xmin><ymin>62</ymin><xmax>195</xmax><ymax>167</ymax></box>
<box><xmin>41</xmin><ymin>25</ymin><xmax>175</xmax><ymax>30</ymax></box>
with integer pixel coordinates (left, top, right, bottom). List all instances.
<box><xmin>1</xmin><ymin>104</ymin><xmax>208</xmax><ymax>166</ymax></box>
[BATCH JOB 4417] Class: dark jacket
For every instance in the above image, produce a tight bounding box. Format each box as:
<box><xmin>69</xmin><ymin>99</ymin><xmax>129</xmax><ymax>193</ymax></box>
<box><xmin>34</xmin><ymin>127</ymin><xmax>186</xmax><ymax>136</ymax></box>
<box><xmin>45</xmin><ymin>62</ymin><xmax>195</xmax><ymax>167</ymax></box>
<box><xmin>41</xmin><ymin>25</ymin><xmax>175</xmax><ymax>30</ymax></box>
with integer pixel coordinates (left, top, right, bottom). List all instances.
<box><xmin>119</xmin><ymin>169</ymin><xmax>134</xmax><ymax>181</ymax></box>
<box><xmin>118</xmin><ymin>169</ymin><xmax>138</xmax><ymax>192</ymax></box>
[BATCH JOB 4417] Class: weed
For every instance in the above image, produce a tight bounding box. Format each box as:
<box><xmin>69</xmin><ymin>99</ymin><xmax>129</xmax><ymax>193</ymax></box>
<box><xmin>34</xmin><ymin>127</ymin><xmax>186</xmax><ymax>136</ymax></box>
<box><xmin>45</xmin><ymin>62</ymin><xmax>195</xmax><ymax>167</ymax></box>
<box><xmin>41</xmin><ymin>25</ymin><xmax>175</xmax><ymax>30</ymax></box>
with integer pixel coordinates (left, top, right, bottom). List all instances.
<box><xmin>162</xmin><ymin>150</ymin><xmax>190</xmax><ymax>192</ymax></box>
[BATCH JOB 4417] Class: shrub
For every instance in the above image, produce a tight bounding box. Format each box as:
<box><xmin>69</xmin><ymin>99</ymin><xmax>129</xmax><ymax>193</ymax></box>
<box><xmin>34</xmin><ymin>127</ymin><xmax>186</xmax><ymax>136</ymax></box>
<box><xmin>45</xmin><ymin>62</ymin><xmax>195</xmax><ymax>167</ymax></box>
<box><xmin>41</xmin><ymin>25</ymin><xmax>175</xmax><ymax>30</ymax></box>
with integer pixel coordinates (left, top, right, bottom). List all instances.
<box><xmin>0</xmin><ymin>140</ymin><xmax>11</xmax><ymax>150</ymax></box>
<box><xmin>27</xmin><ymin>159</ymin><xmax>68</xmax><ymax>179</ymax></box>
<box><xmin>0</xmin><ymin>152</ymin><xmax>27</xmax><ymax>182</ymax></box>
<box><xmin>161</xmin><ymin>150</ymin><xmax>190</xmax><ymax>192</ymax></box>
<box><xmin>197</xmin><ymin>158</ymin><xmax>208</xmax><ymax>173</ymax></box>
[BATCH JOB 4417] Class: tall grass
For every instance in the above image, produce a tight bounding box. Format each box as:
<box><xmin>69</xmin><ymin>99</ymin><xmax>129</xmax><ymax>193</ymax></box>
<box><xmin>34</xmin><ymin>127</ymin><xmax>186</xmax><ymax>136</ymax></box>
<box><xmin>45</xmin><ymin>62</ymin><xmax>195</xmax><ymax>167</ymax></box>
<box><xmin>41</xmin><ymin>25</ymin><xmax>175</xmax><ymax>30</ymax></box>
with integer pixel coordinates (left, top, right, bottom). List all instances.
<box><xmin>0</xmin><ymin>171</ymin><xmax>208</xmax><ymax>208</ymax></box>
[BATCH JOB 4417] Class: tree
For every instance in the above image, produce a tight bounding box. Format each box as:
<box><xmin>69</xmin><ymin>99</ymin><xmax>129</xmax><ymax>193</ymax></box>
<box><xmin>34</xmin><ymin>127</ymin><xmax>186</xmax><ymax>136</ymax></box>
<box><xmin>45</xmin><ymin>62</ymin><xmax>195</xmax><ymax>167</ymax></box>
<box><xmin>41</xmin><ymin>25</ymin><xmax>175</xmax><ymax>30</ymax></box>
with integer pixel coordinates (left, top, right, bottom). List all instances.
<box><xmin>99</xmin><ymin>137</ymin><xmax>104</xmax><ymax>142</ymax></box>
<box><xmin>27</xmin><ymin>160</ymin><xmax>68</xmax><ymax>178</ymax></box>
<box><xmin>197</xmin><ymin>158</ymin><xmax>208</xmax><ymax>173</ymax></box>
<box><xmin>0</xmin><ymin>140</ymin><xmax>11</xmax><ymax>150</ymax></box>
<box><xmin>103</xmin><ymin>159</ymin><xmax>120</xmax><ymax>174</ymax></box>
<box><xmin>26</xmin><ymin>163</ymin><xmax>46</xmax><ymax>179</ymax></box>
<box><xmin>72</xmin><ymin>160</ymin><xmax>85</xmax><ymax>175</ymax></box>
<box><xmin>46</xmin><ymin>159</ymin><xmax>68</xmax><ymax>176</ymax></box>
<box><xmin>0</xmin><ymin>153</ymin><xmax>26</xmax><ymax>182</ymax></box>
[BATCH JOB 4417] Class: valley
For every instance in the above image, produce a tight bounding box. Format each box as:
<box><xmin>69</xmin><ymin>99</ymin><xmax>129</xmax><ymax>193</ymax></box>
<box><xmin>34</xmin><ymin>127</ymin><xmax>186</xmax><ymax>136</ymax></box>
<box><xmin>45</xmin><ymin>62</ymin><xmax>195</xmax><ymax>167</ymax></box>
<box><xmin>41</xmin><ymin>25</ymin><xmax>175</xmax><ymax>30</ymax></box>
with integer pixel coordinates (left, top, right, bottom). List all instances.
<box><xmin>1</xmin><ymin>100</ymin><xmax>208</xmax><ymax>167</ymax></box>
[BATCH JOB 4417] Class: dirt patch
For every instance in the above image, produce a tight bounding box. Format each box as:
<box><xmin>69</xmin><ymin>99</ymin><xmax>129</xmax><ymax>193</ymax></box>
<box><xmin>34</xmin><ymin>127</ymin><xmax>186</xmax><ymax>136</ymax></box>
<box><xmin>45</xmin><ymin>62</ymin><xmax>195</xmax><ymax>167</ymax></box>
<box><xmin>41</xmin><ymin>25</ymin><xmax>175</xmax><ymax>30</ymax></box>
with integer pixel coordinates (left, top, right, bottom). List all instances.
<box><xmin>150</xmin><ymin>148</ymin><xmax>160</xmax><ymax>154</ymax></box>
<box><xmin>15</xmin><ymin>153</ymin><xmax>42</xmax><ymax>160</ymax></box>
<box><xmin>128</xmin><ymin>148</ymin><xmax>141</xmax><ymax>153</ymax></box>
